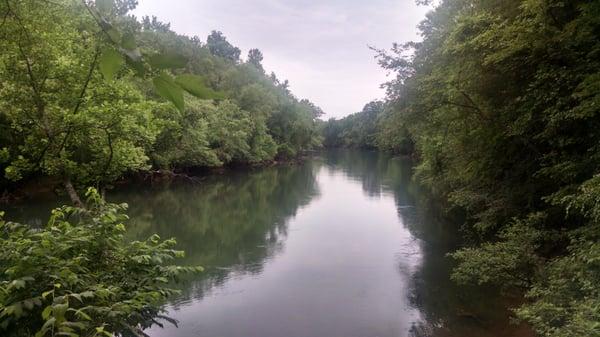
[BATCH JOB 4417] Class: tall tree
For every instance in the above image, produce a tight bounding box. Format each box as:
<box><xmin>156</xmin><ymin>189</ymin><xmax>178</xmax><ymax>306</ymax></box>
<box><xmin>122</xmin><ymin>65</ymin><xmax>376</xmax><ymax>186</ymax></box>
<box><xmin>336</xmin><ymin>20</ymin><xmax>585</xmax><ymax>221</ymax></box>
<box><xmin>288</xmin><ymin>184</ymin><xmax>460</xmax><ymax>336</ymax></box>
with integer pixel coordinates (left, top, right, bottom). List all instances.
<box><xmin>206</xmin><ymin>30</ymin><xmax>241</xmax><ymax>62</ymax></box>
<box><xmin>247</xmin><ymin>48</ymin><xmax>265</xmax><ymax>73</ymax></box>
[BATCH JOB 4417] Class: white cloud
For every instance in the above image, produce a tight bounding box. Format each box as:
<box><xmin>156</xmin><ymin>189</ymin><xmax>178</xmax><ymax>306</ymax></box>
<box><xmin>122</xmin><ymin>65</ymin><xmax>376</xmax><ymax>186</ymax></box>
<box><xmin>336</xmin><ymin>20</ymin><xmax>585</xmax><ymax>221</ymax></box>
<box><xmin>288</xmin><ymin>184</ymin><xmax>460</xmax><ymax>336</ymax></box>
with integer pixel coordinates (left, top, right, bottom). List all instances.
<box><xmin>133</xmin><ymin>0</ymin><xmax>429</xmax><ymax>118</ymax></box>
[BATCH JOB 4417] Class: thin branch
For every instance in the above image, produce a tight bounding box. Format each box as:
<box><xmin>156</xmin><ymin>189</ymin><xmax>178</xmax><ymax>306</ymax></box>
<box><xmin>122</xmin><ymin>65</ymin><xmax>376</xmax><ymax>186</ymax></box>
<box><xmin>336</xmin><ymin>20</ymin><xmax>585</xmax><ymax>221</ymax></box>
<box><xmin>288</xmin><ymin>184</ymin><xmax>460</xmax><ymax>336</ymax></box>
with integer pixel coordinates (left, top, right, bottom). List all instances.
<box><xmin>56</xmin><ymin>47</ymin><xmax>100</xmax><ymax>156</ymax></box>
<box><xmin>101</xmin><ymin>128</ymin><xmax>114</xmax><ymax>180</ymax></box>
<box><xmin>73</xmin><ymin>47</ymin><xmax>100</xmax><ymax>115</ymax></box>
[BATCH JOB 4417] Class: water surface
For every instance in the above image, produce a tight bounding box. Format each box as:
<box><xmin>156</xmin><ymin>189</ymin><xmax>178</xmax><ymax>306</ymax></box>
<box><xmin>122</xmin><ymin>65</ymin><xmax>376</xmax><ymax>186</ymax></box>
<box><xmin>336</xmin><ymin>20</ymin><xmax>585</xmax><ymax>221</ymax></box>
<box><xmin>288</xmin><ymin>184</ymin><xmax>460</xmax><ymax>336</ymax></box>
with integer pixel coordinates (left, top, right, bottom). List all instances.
<box><xmin>5</xmin><ymin>150</ymin><xmax>530</xmax><ymax>337</ymax></box>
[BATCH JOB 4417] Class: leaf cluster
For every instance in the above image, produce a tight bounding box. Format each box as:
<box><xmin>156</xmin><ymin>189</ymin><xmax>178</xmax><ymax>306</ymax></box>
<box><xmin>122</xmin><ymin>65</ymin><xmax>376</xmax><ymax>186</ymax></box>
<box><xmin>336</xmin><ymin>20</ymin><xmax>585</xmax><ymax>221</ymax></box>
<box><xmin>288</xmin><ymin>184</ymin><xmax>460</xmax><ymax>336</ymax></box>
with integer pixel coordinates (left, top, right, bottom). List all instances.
<box><xmin>0</xmin><ymin>188</ymin><xmax>202</xmax><ymax>337</ymax></box>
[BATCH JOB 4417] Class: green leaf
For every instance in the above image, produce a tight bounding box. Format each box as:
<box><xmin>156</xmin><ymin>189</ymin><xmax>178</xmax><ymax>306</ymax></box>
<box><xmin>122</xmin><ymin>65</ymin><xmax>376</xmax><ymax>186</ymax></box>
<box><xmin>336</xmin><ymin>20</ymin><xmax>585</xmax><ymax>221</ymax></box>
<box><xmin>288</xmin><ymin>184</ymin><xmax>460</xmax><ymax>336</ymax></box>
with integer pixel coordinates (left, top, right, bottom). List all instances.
<box><xmin>11</xmin><ymin>279</ymin><xmax>26</xmax><ymax>289</ymax></box>
<box><xmin>42</xmin><ymin>290</ymin><xmax>54</xmax><ymax>299</ymax></box>
<box><xmin>153</xmin><ymin>72</ymin><xmax>184</xmax><ymax>112</ymax></box>
<box><xmin>74</xmin><ymin>309</ymin><xmax>91</xmax><ymax>321</ymax></box>
<box><xmin>148</xmin><ymin>52</ymin><xmax>188</xmax><ymax>69</ymax></box>
<box><xmin>96</xmin><ymin>0</ymin><xmax>114</xmax><ymax>14</ymax></box>
<box><xmin>125</xmin><ymin>57</ymin><xmax>145</xmax><ymax>76</ymax></box>
<box><xmin>174</xmin><ymin>74</ymin><xmax>216</xmax><ymax>99</ymax></box>
<box><xmin>70</xmin><ymin>293</ymin><xmax>82</xmax><ymax>303</ymax></box>
<box><xmin>52</xmin><ymin>303</ymin><xmax>68</xmax><ymax>319</ymax></box>
<box><xmin>42</xmin><ymin>306</ymin><xmax>52</xmax><ymax>320</ymax></box>
<box><xmin>23</xmin><ymin>299</ymin><xmax>35</xmax><ymax>310</ymax></box>
<box><xmin>121</xmin><ymin>32</ymin><xmax>136</xmax><ymax>51</ymax></box>
<box><xmin>105</xmin><ymin>27</ymin><xmax>121</xmax><ymax>43</ymax></box>
<box><xmin>41</xmin><ymin>317</ymin><xmax>56</xmax><ymax>332</ymax></box>
<box><xmin>80</xmin><ymin>291</ymin><xmax>94</xmax><ymax>298</ymax></box>
<box><xmin>99</xmin><ymin>47</ymin><xmax>124</xmax><ymax>81</ymax></box>
<box><xmin>120</xmin><ymin>33</ymin><xmax>142</xmax><ymax>62</ymax></box>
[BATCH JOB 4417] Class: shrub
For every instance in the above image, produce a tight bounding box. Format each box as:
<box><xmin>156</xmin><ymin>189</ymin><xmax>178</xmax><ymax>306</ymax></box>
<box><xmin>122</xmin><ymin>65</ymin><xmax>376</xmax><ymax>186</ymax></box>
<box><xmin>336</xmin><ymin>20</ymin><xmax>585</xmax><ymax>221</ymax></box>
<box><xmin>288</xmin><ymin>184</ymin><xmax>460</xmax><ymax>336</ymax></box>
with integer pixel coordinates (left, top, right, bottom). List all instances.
<box><xmin>0</xmin><ymin>188</ymin><xmax>202</xmax><ymax>337</ymax></box>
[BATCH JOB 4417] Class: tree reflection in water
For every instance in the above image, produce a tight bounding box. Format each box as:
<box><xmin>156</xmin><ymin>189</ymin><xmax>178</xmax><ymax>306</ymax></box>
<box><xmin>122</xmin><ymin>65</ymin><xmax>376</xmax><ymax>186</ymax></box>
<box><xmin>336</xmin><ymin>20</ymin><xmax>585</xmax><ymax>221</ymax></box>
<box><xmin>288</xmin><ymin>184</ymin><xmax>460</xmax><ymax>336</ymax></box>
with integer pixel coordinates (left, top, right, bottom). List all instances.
<box><xmin>323</xmin><ymin>150</ymin><xmax>531</xmax><ymax>337</ymax></box>
<box><xmin>117</xmin><ymin>162</ymin><xmax>321</xmax><ymax>307</ymax></box>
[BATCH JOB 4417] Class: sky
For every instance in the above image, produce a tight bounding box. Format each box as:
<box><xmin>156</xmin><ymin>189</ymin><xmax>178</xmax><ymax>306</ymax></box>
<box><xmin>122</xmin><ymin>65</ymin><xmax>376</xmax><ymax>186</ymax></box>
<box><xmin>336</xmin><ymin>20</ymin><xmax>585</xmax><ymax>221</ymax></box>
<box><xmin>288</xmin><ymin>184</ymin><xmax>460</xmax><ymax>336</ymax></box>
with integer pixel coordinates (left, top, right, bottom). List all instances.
<box><xmin>133</xmin><ymin>0</ymin><xmax>430</xmax><ymax>119</ymax></box>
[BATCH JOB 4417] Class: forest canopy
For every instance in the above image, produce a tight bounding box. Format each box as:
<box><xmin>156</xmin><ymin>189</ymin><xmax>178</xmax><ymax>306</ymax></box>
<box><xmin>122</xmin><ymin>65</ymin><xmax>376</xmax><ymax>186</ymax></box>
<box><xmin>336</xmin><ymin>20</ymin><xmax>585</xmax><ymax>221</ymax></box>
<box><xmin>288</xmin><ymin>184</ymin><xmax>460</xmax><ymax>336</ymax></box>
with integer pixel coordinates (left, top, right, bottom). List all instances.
<box><xmin>0</xmin><ymin>0</ymin><xmax>323</xmax><ymax>202</ymax></box>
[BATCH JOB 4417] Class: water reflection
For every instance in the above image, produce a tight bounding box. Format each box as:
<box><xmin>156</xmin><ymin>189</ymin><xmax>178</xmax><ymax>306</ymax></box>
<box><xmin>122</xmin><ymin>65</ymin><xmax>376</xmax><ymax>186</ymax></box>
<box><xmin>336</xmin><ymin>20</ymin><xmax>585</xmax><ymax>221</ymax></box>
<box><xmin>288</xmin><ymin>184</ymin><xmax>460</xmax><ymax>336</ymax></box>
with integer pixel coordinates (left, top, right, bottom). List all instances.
<box><xmin>111</xmin><ymin>162</ymin><xmax>321</xmax><ymax>305</ymax></box>
<box><xmin>136</xmin><ymin>152</ymin><xmax>424</xmax><ymax>337</ymax></box>
<box><xmin>3</xmin><ymin>150</ymin><xmax>530</xmax><ymax>337</ymax></box>
<box><xmin>323</xmin><ymin>150</ymin><xmax>530</xmax><ymax>337</ymax></box>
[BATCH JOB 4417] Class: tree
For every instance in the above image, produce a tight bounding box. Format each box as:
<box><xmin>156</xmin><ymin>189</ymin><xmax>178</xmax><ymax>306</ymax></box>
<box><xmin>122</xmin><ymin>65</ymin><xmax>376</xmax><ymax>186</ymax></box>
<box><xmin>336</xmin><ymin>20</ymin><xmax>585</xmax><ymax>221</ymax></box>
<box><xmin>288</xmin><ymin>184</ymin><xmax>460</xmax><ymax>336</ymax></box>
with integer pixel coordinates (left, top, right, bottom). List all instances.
<box><xmin>206</xmin><ymin>31</ymin><xmax>241</xmax><ymax>63</ymax></box>
<box><xmin>364</xmin><ymin>0</ymin><xmax>600</xmax><ymax>335</ymax></box>
<box><xmin>0</xmin><ymin>0</ymin><xmax>157</xmax><ymax>205</ymax></box>
<box><xmin>0</xmin><ymin>0</ymin><xmax>323</xmax><ymax>200</ymax></box>
<box><xmin>247</xmin><ymin>48</ymin><xmax>265</xmax><ymax>73</ymax></box>
<box><xmin>322</xmin><ymin>100</ymin><xmax>383</xmax><ymax>149</ymax></box>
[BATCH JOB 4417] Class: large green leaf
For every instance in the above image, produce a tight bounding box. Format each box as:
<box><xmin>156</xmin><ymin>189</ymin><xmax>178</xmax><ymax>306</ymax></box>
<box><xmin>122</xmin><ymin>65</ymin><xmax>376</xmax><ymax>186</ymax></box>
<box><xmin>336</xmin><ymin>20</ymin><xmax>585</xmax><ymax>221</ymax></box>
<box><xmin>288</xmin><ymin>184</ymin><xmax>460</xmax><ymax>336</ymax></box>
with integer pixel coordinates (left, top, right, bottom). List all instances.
<box><xmin>98</xmin><ymin>47</ymin><xmax>124</xmax><ymax>81</ymax></box>
<box><xmin>121</xmin><ymin>32</ymin><xmax>136</xmax><ymax>51</ymax></box>
<box><xmin>120</xmin><ymin>34</ymin><xmax>142</xmax><ymax>63</ymax></box>
<box><xmin>125</xmin><ymin>57</ymin><xmax>145</xmax><ymax>76</ymax></box>
<box><xmin>148</xmin><ymin>52</ymin><xmax>188</xmax><ymax>69</ymax></box>
<box><xmin>153</xmin><ymin>72</ymin><xmax>184</xmax><ymax>112</ymax></box>
<box><xmin>96</xmin><ymin>0</ymin><xmax>114</xmax><ymax>14</ymax></box>
<box><xmin>174</xmin><ymin>74</ymin><xmax>220</xmax><ymax>99</ymax></box>
<box><xmin>105</xmin><ymin>27</ymin><xmax>121</xmax><ymax>43</ymax></box>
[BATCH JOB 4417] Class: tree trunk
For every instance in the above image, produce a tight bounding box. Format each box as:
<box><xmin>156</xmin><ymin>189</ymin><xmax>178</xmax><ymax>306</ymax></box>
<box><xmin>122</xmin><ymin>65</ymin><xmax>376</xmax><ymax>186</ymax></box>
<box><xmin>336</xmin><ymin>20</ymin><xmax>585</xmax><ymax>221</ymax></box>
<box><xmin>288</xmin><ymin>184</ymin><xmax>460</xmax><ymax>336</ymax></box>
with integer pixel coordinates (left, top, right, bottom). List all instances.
<box><xmin>63</xmin><ymin>178</ymin><xmax>84</xmax><ymax>208</ymax></box>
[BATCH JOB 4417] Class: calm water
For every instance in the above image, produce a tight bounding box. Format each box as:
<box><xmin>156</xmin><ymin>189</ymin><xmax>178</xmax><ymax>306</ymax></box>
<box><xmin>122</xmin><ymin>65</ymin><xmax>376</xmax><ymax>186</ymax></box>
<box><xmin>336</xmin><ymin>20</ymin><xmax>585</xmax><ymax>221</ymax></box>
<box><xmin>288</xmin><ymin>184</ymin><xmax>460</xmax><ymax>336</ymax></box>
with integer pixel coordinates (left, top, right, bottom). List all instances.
<box><xmin>5</xmin><ymin>150</ymin><xmax>530</xmax><ymax>337</ymax></box>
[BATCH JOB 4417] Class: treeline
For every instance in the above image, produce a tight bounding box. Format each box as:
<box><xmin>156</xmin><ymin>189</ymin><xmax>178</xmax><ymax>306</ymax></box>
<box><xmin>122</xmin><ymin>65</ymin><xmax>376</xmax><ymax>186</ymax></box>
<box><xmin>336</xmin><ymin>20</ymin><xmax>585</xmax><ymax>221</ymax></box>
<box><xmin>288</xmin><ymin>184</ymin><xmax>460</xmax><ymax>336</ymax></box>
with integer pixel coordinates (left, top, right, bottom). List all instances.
<box><xmin>0</xmin><ymin>0</ymin><xmax>323</xmax><ymax>202</ymax></box>
<box><xmin>326</xmin><ymin>0</ymin><xmax>600</xmax><ymax>336</ymax></box>
<box><xmin>323</xmin><ymin>100</ymin><xmax>396</xmax><ymax>150</ymax></box>
<box><xmin>322</xmin><ymin>101</ymin><xmax>414</xmax><ymax>154</ymax></box>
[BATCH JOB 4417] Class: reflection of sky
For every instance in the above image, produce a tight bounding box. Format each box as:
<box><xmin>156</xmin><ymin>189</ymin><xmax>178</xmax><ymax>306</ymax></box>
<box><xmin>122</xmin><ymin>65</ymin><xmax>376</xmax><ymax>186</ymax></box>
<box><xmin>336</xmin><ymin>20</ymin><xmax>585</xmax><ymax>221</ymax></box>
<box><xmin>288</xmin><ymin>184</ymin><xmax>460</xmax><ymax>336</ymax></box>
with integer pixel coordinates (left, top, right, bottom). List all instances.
<box><xmin>147</xmin><ymin>166</ymin><xmax>424</xmax><ymax>337</ymax></box>
<box><xmin>133</xmin><ymin>0</ymin><xmax>430</xmax><ymax>118</ymax></box>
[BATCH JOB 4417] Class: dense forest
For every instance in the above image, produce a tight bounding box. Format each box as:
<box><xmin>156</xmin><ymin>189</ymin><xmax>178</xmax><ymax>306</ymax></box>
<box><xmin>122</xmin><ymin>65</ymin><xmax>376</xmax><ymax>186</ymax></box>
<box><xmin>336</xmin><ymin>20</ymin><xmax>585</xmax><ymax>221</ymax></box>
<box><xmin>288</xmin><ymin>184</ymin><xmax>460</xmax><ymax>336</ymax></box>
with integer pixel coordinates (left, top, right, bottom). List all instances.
<box><xmin>325</xmin><ymin>0</ymin><xmax>600</xmax><ymax>336</ymax></box>
<box><xmin>0</xmin><ymin>0</ymin><xmax>323</xmax><ymax>204</ymax></box>
<box><xmin>0</xmin><ymin>0</ymin><xmax>323</xmax><ymax>336</ymax></box>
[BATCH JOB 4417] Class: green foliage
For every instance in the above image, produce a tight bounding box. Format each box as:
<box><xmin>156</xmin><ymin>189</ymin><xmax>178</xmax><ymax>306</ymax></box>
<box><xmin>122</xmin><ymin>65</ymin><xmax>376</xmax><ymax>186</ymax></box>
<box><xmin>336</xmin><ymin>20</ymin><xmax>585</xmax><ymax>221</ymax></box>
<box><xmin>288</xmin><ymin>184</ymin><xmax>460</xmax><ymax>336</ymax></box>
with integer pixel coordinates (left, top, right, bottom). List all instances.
<box><xmin>323</xmin><ymin>101</ymin><xmax>386</xmax><ymax>149</ymax></box>
<box><xmin>0</xmin><ymin>0</ymin><xmax>322</xmax><ymax>197</ymax></box>
<box><xmin>364</xmin><ymin>0</ymin><xmax>600</xmax><ymax>335</ymax></box>
<box><xmin>98</xmin><ymin>47</ymin><xmax>125</xmax><ymax>81</ymax></box>
<box><xmin>152</xmin><ymin>72</ymin><xmax>185</xmax><ymax>112</ymax></box>
<box><xmin>0</xmin><ymin>188</ymin><xmax>202</xmax><ymax>337</ymax></box>
<box><xmin>516</xmin><ymin>226</ymin><xmax>600</xmax><ymax>337</ymax></box>
<box><xmin>514</xmin><ymin>176</ymin><xmax>600</xmax><ymax>337</ymax></box>
<box><xmin>247</xmin><ymin>49</ymin><xmax>265</xmax><ymax>73</ymax></box>
<box><xmin>451</xmin><ymin>214</ymin><xmax>546</xmax><ymax>288</ymax></box>
<box><xmin>175</xmin><ymin>75</ymin><xmax>224</xmax><ymax>100</ymax></box>
<box><xmin>147</xmin><ymin>52</ymin><xmax>188</xmax><ymax>70</ymax></box>
<box><xmin>206</xmin><ymin>31</ymin><xmax>241</xmax><ymax>63</ymax></box>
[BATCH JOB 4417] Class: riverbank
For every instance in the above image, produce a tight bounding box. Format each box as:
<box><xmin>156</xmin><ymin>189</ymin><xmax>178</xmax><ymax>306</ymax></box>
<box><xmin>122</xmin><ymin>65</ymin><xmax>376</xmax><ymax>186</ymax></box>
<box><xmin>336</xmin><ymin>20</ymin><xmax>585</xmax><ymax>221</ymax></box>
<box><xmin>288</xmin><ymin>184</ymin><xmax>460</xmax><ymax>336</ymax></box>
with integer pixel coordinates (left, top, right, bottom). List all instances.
<box><xmin>0</xmin><ymin>152</ymin><xmax>316</xmax><ymax>205</ymax></box>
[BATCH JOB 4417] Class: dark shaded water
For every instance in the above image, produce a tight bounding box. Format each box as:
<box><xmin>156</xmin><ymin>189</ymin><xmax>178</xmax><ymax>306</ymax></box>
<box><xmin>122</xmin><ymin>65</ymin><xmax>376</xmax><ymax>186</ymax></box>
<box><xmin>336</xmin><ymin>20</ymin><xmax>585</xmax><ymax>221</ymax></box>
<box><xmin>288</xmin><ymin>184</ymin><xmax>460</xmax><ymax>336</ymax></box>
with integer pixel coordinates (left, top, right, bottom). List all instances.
<box><xmin>4</xmin><ymin>150</ymin><xmax>530</xmax><ymax>337</ymax></box>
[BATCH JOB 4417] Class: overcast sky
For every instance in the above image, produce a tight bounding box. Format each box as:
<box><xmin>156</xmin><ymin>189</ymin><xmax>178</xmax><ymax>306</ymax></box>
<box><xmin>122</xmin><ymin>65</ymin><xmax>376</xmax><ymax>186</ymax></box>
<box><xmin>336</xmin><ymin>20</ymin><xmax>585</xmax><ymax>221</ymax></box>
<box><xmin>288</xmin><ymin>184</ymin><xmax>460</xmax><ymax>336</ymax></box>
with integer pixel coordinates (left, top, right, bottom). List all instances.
<box><xmin>133</xmin><ymin>0</ymin><xmax>429</xmax><ymax>119</ymax></box>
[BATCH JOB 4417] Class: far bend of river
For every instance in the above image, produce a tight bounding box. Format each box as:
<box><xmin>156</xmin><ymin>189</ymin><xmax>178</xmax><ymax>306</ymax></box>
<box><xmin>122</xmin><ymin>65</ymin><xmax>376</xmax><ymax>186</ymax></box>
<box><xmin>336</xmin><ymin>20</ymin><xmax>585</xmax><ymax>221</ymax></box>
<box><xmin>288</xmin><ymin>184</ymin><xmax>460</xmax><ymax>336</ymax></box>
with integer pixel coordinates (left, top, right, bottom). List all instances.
<box><xmin>5</xmin><ymin>150</ymin><xmax>532</xmax><ymax>337</ymax></box>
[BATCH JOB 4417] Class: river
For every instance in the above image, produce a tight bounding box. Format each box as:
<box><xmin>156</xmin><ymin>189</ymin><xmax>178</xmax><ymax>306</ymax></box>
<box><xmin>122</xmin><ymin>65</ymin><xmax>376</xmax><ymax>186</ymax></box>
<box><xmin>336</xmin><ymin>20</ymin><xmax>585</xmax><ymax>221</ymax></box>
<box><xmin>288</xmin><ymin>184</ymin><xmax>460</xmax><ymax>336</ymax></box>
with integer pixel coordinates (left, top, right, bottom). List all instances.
<box><xmin>5</xmin><ymin>150</ymin><xmax>530</xmax><ymax>337</ymax></box>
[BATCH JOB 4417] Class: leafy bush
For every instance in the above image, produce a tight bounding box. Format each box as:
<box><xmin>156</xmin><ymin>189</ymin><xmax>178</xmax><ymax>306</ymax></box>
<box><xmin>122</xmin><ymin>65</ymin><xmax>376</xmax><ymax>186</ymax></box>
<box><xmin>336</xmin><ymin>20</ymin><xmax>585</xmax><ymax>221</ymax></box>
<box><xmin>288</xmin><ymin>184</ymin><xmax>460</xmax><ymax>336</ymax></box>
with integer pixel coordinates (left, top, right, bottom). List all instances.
<box><xmin>0</xmin><ymin>188</ymin><xmax>201</xmax><ymax>337</ymax></box>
